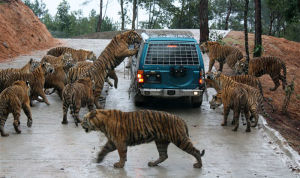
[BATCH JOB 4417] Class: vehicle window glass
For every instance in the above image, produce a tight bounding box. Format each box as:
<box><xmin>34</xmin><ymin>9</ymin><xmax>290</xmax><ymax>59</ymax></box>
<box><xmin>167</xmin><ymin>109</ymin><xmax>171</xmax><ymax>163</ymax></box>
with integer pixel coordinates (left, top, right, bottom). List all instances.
<box><xmin>145</xmin><ymin>43</ymin><xmax>199</xmax><ymax>65</ymax></box>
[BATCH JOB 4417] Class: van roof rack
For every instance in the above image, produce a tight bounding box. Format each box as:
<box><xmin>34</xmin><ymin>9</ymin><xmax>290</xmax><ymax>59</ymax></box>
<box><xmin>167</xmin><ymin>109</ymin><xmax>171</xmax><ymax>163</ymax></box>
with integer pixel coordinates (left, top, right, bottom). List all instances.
<box><xmin>139</xmin><ymin>29</ymin><xmax>194</xmax><ymax>39</ymax></box>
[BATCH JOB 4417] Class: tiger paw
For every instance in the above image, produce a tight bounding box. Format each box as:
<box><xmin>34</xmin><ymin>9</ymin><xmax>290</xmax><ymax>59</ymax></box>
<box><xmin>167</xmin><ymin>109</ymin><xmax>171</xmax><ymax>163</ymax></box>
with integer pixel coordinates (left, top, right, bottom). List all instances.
<box><xmin>221</xmin><ymin>122</ymin><xmax>227</xmax><ymax>126</ymax></box>
<box><xmin>15</xmin><ymin>129</ymin><xmax>21</xmax><ymax>134</ymax></box>
<box><xmin>61</xmin><ymin>120</ymin><xmax>68</xmax><ymax>125</ymax></box>
<box><xmin>148</xmin><ymin>161</ymin><xmax>158</xmax><ymax>167</ymax></box>
<box><xmin>27</xmin><ymin>121</ymin><xmax>32</xmax><ymax>127</ymax></box>
<box><xmin>113</xmin><ymin>162</ymin><xmax>125</xmax><ymax>168</ymax></box>
<box><xmin>193</xmin><ymin>162</ymin><xmax>202</xmax><ymax>168</ymax></box>
<box><xmin>245</xmin><ymin>128</ymin><xmax>251</xmax><ymax>132</ymax></box>
<box><xmin>232</xmin><ymin>128</ymin><xmax>238</xmax><ymax>132</ymax></box>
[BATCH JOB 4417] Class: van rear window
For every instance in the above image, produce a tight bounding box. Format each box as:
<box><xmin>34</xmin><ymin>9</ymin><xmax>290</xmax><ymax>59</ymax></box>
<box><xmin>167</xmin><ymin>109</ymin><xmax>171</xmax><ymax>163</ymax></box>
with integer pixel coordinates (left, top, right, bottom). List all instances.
<box><xmin>145</xmin><ymin>43</ymin><xmax>199</xmax><ymax>65</ymax></box>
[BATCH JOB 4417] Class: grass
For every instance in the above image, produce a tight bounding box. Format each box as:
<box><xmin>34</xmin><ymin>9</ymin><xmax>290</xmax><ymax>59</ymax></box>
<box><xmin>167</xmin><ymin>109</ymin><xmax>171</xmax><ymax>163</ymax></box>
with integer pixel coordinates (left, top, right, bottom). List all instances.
<box><xmin>296</xmin><ymin>94</ymin><xmax>300</xmax><ymax>100</ymax></box>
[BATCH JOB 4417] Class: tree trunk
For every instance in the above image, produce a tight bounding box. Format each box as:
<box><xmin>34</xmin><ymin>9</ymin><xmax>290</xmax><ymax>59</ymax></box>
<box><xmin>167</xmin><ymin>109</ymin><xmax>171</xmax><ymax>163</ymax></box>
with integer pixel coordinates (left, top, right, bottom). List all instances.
<box><xmin>244</xmin><ymin>0</ymin><xmax>250</xmax><ymax>62</ymax></box>
<box><xmin>224</xmin><ymin>0</ymin><xmax>232</xmax><ymax>30</ymax></box>
<box><xmin>132</xmin><ymin>0</ymin><xmax>137</xmax><ymax>30</ymax></box>
<box><xmin>253</xmin><ymin>0</ymin><xmax>262</xmax><ymax>57</ymax></box>
<box><xmin>96</xmin><ymin>0</ymin><xmax>103</xmax><ymax>32</ymax></box>
<box><xmin>268</xmin><ymin>12</ymin><xmax>274</xmax><ymax>35</ymax></box>
<box><xmin>179</xmin><ymin>0</ymin><xmax>185</xmax><ymax>28</ymax></box>
<box><xmin>120</xmin><ymin>0</ymin><xmax>125</xmax><ymax>30</ymax></box>
<box><xmin>199</xmin><ymin>0</ymin><xmax>209</xmax><ymax>44</ymax></box>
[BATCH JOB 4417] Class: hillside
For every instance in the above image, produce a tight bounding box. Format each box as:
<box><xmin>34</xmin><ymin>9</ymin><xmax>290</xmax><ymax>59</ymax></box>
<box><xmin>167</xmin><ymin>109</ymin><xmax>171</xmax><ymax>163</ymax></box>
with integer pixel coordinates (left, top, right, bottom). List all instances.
<box><xmin>223</xmin><ymin>31</ymin><xmax>300</xmax><ymax>153</ymax></box>
<box><xmin>0</xmin><ymin>0</ymin><xmax>58</xmax><ymax>62</ymax></box>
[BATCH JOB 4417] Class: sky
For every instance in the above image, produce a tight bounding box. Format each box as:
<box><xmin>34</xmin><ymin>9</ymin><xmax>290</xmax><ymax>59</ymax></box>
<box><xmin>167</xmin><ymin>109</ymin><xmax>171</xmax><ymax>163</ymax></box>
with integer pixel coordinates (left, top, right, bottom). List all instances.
<box><xmin>42</xmin><ymin>0</ymin><xmax>148</xmax><ymax>28</ymax></box>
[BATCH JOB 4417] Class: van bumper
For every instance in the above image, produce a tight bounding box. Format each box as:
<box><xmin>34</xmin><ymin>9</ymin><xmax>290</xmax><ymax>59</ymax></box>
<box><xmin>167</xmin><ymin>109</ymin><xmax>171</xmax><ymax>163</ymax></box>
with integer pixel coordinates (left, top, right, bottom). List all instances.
<box><xmin>139</xmin><ymin>88</ymin><xmax>203</xmax><ymax>97</ymax></box>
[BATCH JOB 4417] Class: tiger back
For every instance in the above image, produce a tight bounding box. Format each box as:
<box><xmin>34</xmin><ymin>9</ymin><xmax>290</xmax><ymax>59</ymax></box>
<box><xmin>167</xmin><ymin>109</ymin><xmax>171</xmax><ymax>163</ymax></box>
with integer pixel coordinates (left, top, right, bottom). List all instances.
<box><xmin>47</xmin><ymin>47</ymin><xmax>96</xmax><ymax>61</ymax></box>
<box><xmin>234</xmin><ymin>56</ymin><xmax>287</xmax><ymax>91</ymax></box>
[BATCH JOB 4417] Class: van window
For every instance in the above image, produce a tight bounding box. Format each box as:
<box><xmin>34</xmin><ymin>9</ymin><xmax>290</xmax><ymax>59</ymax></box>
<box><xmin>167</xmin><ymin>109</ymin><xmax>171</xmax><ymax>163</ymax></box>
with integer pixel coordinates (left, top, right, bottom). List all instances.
<box><xmin>145</xmin><ymin>43</ymin><xmax>199</xmax><ymax>65</ymax></box>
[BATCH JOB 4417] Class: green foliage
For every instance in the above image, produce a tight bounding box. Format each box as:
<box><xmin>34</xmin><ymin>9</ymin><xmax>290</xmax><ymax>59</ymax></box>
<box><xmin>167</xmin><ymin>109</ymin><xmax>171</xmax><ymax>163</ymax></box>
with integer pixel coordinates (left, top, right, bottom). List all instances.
<box><xmin>24</xmin><ymin>0</ymin><xmax>118</xmax><ymax>38</ymax></box>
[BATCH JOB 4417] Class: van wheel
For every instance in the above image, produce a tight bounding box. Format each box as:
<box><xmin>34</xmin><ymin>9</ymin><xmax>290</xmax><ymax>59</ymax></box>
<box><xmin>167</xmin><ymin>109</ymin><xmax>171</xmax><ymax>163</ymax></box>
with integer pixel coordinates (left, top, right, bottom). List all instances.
<box><xmin>134</xmin><ymin>93</ymin><xmax>145</xmax><ymax>106</ymax></box>
<box><xmin>191</xmin><ymin>95</ymin><xmax>203</xmax><ymax>108</ymax></box>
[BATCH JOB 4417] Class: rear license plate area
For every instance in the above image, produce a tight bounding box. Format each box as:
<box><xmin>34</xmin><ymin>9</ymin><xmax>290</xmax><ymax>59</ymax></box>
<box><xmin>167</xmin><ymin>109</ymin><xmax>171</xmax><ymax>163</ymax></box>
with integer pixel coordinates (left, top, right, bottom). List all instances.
<box><xmin>144</xmin><ymin>71</ymin><xmax>161</xmax><ymax>83</ymax></box>
<box><xmin>167</xmin><ymin>90</ymin><xmax>175</xmax><ymax>95</ymax></box>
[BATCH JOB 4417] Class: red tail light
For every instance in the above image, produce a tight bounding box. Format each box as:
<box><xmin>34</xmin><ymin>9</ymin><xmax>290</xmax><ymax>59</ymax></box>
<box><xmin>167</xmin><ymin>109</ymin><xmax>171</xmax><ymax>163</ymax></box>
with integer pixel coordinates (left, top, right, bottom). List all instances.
<box><xmin>199</xmin><ymin>70</ymin><xmax>203</xmax><ymax>84</ymax></box>
<box><xmin>137</xmin><ymin>70</ymin><xmax>144</xmax><ymax>83</ymax></box>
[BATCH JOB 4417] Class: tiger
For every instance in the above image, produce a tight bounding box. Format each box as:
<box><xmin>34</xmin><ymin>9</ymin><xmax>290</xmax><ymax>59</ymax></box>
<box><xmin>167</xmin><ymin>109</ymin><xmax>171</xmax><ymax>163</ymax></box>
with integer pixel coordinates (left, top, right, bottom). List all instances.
<box><xmin>41</xmin><ymin>52</ymin><xmax>75</xmax><ymax>66</ymax></box>
<box><xmin>81</xmin><ymin>109</ymin><xmax>205</xmax><ymax>168</ymax></box>
<box><xmin>67</xmin><ymin>61</ymin><xmax>118</xmax><ymax>88</ymax></box>
<box><xmin>0</xmin><ymin>80</ymin><xmax>32</xmax><ymax>137</ymax></box>
<box><xmin>206</xmin><ymin>71</ymin><xmax>273</xmax><ymax>127</ymax></box>
<box><xmin>62</xmin><ymin>78</ymin><xmax>94</xmax><ymax>126</ymax></box>
<box><xmin>200</xmin><ymin>41</ymin><xmax>243</xmax><ymax>72</ymax></box>
<box><xmin>234</xmin><ymin>56</ymin><xmax>287</xmax><ymax>91</ymax></box>
<box><xmin>77</xmin><ymin>30</ymin><xmax>142</xmax><ymax>108</ymax></box>
<box><xmin>205</xmin><ymin>74</ymin><xmax>274</xmax><ymax>112</ymax></box>
<box><xmin>47</xmin><ymin>47</ymin><xmax>97</xmax><ymax>61</ymax></box>
<box><xmin>44</xmin><ymin>58</ymin><xmax>75</xmax><ymax>99</ymax></box>
<box><xmin>0</xmin><ymin>59</ymin><xmax>40</xmax><ymax>91</ymax></box>
<box><xmin>209</xmin><ymin>86</ymin><xmax>251</xmax><ymax>132</ymax></box>
<box><xmin>0</xmin><ymin>62</ymin><xmax>54</xmax><ymax>106</ymax></box>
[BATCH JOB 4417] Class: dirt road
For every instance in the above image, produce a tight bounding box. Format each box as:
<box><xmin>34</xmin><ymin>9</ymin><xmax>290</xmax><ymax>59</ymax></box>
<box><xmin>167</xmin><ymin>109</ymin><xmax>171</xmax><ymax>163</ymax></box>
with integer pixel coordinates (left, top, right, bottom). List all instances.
<box><xmin>0</xmin><ymin>38</ymin><xmax>298</xmax><ymax>178</ymax></box>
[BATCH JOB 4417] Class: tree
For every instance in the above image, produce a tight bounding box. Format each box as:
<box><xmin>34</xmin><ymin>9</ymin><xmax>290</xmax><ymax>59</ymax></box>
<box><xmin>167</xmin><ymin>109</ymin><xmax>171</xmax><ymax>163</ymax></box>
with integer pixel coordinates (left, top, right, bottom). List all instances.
<box><xmin>199</xmin><ymin>0</ymin><xmax>209</xmax><ymax>43</ymax></box>
<box><xmin>224</xmin><ymin>0</ymin><xmax>232</xmax><ymax>30</ymax></box>
<box><xmin>119</xmin><ymin>0</ymin><xmax>125</xmax><ymax>30</ymax></box>
<box><xmin>24</xmin><ymin>0</ymin><xmax>48</xmax><ymax>20</ymax></box>
<box><xmin>96</xmin><ymin>0</ymin><xmax>103</xmax><ymax>32</ymax></box>
<box><xmin>56</xmin><ymin>0</ymin><xmax>71</xmax><ymax>34</ymax></box>
<box><xmin>132</xmin><ymin>0</ymin><xmax>137</xmax><ymax>29</ymax></box>
<box><xmin>244</xmin><ymin>0</ymin><xmax>250</xmax><ymax>61</ymax></box>
<box><xmin>253</xmin><ymin>0</ymin><xmax>262</xmax><ymax>57</ymax></box>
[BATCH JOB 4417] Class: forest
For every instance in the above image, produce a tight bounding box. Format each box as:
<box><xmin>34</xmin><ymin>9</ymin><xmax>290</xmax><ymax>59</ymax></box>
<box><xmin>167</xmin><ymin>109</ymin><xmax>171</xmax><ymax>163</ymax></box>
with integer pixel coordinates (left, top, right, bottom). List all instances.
<box><xmin>23</xmin><ymin>0</ymin><xmax>300</xmax><ymax>42</ymax></box>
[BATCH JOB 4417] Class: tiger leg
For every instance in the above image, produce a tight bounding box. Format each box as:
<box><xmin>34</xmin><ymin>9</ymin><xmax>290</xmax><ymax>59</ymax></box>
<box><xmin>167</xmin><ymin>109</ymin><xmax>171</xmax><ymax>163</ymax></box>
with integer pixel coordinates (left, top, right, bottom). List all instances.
<box><xmin>174</xmin><ymin>137</ymin><xmax>204</xmax><ymax>168</ymax></box>
<box><xmin>62</xmin><ymin>101</ymin><xmax>69</xmax><ymax>124</ymax></box>
<box><xmin>232</xmin><ymin>110</ymin><xmax>240</xmax><ymax>132</ymax></box>
<box><xmin>70</xmin><ymin>101</ymin><xmax>81</xmax><ymax>126</ymax></box>
<box><xmin>148</xmin><ymin>140</ymin><xmax>170</xmax><ymax>167</ymax></box>
<box><xmin>87</xmin><ymin>98</ymin><xmax>94</xmax><ymax>112</ymax></box>
<box><xmin>244</xmin><ymin>110</ymin><xmax>251</xmax><ymax>132</ymax></box>
<box><xmin>221</xmin><ymin>106</ymin><xmax>230</xmax><ymax>126</ymax></box>
<box><xmin>97</xmin><ymin>140</ymin><xmax>116</xmax><ymax>163</ymax></box>
<box><xmin>218</xmin><ymin>61</ymin><xmax>224</xmax><ymax>72</ymax></box>
<box><xmin>22</xmin><ymin>103</ymin><xmax>32</xmax><ymax>127</ymax></box>
<box><xmin>269</xmin><ymin>74</ymin><xmax>280</xmax><ymax>91</ymax></box>
<box><xmin>12</xmin><ymin>106</ymin><xmax>22</xmax><ymax>134</ymax></box>
<box><xmin>208</xmin><ymin>58</ymin><xmax>215</xmax><ymax>72</ymax></box>
<box><xmin>114</xmin><ymin>142</ymin><xmax>128</xmax><ymax>168</ymax></box>
<box><xmin>279</xmin><ymin>74</ymin><xmax>287</xmax><ymax>90</ymax></box>
<box><xmin>37</xmin><ymin>88</ymin><xmax>50</xmax><ymax>105</ymax></box>
<box><xmin>93</xmin><ymin>82</ymin><xmax>104</xmax><ymax>109</ymax></box>
<box><xmin>250</xmin><ymin>107</ymin><xmax>259</xmax><ymax>127</ymax></box>
<box><xmin>108</xmin><ymin>70</ymin><xmax>118</xmax><ymax>89</ymax></box>
<box><xmin>0</xmin><ymin>113</ymin><xmax>9</xmax><ymax>137</ymax></box>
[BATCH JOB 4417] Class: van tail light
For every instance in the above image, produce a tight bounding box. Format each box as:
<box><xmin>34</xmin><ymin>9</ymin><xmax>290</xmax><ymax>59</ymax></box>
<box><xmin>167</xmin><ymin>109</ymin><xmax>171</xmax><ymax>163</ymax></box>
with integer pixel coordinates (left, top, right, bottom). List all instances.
<box><xmin>137</xmin><ymin>70</ymin><xmax>144</xmax><ymax>83</ymax></box>
<box><xmin>199</xmin><ymin>70</ymin><xmax>204</xmax><ymax>84</ymax></box>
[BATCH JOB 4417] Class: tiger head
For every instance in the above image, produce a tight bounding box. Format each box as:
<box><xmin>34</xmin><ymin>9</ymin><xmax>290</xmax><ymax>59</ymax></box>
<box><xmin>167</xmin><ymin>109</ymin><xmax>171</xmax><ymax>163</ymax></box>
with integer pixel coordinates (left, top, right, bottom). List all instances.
<box><xmin>28</xmin><ymin>58</ymin><xmax>40</xmax><ymax>72</ymax></box>
<box><xmin>61</xmin><ymin>52</ymin><xmax>76</xmax><ymax>69</ymax></box>
<box><xmin>87</xmin><ymin>51</ymin><xmax>97</xmax><ymax>61</ymax></box>
<box><xmin>234</xmin><ymin>58</ymin><xmax>248</xmax><ymax>75</ymax></box>
<box><xmin>200</xmin><ymin>41</ymin><xmax>220</xmax><ymax>54</ymax></box>
<box><xmin>121</xmin><ymin>30</ymin><xmax>142</xmax><ymax>46</ymax></box>
<box><xmin>41</xmin><ymin>62</ymin><xmax>54</xmax><ymax>74</ymax></box>
<box><xmin>81</xmin><ymin>110</ymin><xmax>108</xmax><ymax>133</ymax></box>
<box><xmin>209</xmin><ymin>93</ymin><xmax>222</xmax><ymax>109</ymax></box>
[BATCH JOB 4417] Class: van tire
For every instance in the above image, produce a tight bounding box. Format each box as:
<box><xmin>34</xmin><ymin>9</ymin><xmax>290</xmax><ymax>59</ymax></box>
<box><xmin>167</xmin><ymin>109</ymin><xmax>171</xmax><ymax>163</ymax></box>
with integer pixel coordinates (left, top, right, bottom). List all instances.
<box><xmin>191</xmin><ymin>95</ymin><xmax>203</xmax><ymax>108</ymax></box>
<box><xmin>134</xmin><ymin>93</ymin><xmax>145</xmax><ymax>106</ymax></box>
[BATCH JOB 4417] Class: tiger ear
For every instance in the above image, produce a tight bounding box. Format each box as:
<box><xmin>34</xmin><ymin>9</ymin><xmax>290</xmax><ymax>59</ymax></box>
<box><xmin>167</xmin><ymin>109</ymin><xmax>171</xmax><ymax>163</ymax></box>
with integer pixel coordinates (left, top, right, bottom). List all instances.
<box><xmin>29</xmin><ymin>58</ymin><xmax>33</xmax><ymax>64</ymax></box>
<box><xmin>26</xmin><ymin>81</ymin><xmax>30</xmax><ymax>87</ymax></box>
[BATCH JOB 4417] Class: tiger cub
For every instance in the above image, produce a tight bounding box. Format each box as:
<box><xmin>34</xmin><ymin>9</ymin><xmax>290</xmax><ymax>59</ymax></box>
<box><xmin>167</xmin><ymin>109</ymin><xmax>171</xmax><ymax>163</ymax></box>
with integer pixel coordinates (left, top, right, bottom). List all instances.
<box><xmin>234</xmin><ymin>56</ymin><xmax>287</xmax><ymax>91</ymax></box>
<box><xmin>210</xmin><ymin>86</ymin><xmax>251</xmax><ymax>132</ymax></box>
<box><xmin>0</xmin><ymin>81</ymin><xmax>32</xmax><ymax>137</ymax></box>
<box><xmin>81</xmin><ymin>109</ymin><xmax>205</xmax><ymax>168</ymax></box>
<box><xmin>62</xmin><ymin>78</ymin><xmax>94</xmax><ymax>126</ymax></box>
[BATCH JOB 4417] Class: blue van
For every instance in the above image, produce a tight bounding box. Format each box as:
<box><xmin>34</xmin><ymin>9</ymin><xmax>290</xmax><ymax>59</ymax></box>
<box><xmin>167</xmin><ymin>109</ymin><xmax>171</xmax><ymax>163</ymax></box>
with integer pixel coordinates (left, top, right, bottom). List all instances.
<box><xmin>129</xmin><ymin>30</ymin><xmax>206</xmax><ymax>107</ymax></box>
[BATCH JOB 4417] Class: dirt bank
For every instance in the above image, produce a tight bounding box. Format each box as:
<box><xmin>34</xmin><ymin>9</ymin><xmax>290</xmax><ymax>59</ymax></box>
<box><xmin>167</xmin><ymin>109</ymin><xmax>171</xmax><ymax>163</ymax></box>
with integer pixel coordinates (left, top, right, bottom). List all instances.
<box><xmin>0</xmin><ymin>0</ymin><xmax>59</xmax><ymax>62</ymax></box>
<box><xmin>223</xmin><ymin>31</ymin><xmax>300</xmax><ymax>154</ymax></box>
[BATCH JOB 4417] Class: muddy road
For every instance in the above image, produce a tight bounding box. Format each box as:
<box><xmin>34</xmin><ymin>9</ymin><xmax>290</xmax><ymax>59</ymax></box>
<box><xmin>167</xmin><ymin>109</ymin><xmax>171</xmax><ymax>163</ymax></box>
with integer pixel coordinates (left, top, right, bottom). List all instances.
<box><xmin>0</xmin><ymin>38</ymin><xmax>298</xmax><ymax>178</ymax></box>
